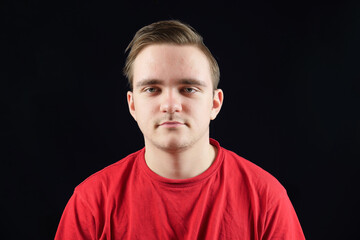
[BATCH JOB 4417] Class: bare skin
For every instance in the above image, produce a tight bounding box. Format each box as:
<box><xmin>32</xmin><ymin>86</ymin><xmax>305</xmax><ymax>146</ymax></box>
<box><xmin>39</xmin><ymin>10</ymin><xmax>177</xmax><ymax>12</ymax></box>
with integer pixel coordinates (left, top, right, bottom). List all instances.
<box><xmin>127</xmin><ymin>44</ymin><xmax>223</xmax><ymax>179</ymax></box>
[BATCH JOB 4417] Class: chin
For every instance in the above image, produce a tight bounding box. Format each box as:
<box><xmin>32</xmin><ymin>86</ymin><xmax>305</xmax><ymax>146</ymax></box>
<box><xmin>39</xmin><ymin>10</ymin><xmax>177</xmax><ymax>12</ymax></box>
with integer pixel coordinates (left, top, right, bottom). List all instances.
<box><xmin>155</xmin><ymin>136</ymin><xmax>191</xmax><ymax>152</ymax></box>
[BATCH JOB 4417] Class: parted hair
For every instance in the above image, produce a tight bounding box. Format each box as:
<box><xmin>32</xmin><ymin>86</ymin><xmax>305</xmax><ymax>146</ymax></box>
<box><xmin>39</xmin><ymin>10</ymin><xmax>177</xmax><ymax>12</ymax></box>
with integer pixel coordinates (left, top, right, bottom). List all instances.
<box><xmin>123</xmin><ymin>20</ymin><xmax>220</xmax><ymax>90</ymax></box>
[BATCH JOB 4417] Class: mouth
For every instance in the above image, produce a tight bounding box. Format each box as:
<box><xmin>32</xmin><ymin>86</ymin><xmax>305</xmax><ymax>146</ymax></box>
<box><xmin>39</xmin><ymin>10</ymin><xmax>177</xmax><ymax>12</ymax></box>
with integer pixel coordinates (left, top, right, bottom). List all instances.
<box><xmin>159</xmin><ymin>121</ymin><xmax>185</xmax><ymax>128</ymax></box>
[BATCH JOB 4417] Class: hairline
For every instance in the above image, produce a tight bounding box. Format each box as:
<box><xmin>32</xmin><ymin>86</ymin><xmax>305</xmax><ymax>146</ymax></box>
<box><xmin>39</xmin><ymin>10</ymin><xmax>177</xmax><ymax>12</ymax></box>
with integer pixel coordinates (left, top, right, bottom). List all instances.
<box><xmin>123</xmin><ymin>20</ymin><xmax>220</xmax><ymax>91</ymax></box>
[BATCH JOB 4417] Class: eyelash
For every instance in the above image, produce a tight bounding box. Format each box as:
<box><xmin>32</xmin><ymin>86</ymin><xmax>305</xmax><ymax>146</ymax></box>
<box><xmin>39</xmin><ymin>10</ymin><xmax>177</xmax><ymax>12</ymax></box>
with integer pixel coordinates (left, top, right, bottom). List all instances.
<box><xmin>182</xmin><ymin>88</ymin><xmax>197</xmax><ymax>93</ymax></box>
<box><xmin>142</xmin><ymin>87</ymin><xmax>199</xmax><ymax>94</ymax></box>
<box><xmin>144</xmin><ymin>87</ymin><xmax>159</xmax><ymax>93</ymax></box>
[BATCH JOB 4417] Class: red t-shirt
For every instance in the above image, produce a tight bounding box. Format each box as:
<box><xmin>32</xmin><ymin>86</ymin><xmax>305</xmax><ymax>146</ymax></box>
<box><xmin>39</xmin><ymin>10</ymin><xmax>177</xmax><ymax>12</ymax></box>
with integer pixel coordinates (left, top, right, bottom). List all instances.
<box><xmin>55</xmin><ymin>139</ymin><xmax>305</xmax><ymax>239</ymax></box>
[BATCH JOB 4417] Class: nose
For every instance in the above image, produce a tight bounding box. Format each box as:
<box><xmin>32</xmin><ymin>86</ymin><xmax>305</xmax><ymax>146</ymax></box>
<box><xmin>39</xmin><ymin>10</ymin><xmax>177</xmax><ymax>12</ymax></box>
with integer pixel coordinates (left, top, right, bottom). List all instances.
<box><xmin>160</xmin><ymin>89</ymin><xmax>182</xmax><ymax>113</ymax></box>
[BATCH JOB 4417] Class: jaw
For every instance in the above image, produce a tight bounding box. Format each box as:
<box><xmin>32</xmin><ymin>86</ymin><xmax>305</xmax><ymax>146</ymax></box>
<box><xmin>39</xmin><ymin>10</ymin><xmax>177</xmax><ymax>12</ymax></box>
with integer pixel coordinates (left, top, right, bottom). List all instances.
<box><xmin>143</xmin><ymin>125</ymin><xmax>210</xmax><ymax>154</ymax></box>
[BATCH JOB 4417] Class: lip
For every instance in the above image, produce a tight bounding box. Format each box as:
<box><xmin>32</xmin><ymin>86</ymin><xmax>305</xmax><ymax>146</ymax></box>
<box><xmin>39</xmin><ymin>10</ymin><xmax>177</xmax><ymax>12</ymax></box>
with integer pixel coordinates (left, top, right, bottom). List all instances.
<box><xmin>159</xmin><ymin>121</ymin><xmax>184</xmax><ymax>128</ymax></box>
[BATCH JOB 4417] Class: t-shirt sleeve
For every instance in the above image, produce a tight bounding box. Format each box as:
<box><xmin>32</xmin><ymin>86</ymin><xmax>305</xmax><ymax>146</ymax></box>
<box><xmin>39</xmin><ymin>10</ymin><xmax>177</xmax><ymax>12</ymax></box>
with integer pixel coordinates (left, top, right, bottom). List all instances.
<box><xmin>262</xmin><ymin>191</ymin><xmax>305</xmax><ymax>240</ymax></box>
<box><xmin>55</xmin><ymin>190</ymin><xmax>96</xmax><ymax>240</ymax></box>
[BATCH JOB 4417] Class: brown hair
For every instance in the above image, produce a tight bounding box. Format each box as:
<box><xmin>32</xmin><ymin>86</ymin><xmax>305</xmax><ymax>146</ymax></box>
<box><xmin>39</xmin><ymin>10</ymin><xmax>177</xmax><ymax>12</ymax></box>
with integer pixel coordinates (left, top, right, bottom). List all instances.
<box><xmin>123</xmin><ymin>20</ymin><xmax>220</xmax><ymax>90</ymax></box>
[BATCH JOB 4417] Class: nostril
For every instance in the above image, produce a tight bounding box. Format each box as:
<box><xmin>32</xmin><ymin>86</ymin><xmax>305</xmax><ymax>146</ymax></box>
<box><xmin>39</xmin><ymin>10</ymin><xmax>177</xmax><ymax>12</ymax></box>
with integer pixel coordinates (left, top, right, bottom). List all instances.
<box><xmin>160</xmin><ymin>103</ymin><xmax>182</xmax><ymax>113</ymax></box>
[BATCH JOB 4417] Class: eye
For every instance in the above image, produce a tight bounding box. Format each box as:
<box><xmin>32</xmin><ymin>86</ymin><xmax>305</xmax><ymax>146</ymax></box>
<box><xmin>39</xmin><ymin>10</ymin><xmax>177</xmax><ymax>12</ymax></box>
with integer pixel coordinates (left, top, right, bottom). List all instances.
<box><xmin>143</xmin><ymin>87</ymin><xmax>159</xmax><ymax>93</ymax></box>
<box><xmin>182</xmin><ymin>87</ymin><xmax>198</xmax><ymax>94</ymax></box>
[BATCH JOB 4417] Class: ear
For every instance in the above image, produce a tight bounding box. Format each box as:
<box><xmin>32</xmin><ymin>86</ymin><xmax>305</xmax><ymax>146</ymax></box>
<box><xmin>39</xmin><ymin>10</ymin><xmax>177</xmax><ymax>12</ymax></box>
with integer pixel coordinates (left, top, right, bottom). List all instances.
<box><xmin>210</xmin><ymin>89</ymin><xmax>224</xmax><ymax>120</ymax></box>
<box><xmin>127</xmin><ymin>91</ymin><xmax>137</xmax><ymax>121</ymax></box>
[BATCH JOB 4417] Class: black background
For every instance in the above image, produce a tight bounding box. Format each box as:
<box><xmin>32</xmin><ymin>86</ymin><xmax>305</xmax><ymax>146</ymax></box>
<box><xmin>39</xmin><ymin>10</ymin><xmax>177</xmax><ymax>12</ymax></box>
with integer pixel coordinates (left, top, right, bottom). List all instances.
<box><xmin>2</xmin><ymin>1</ymin><xmax>359</xmax><ymax>239</ymax></box>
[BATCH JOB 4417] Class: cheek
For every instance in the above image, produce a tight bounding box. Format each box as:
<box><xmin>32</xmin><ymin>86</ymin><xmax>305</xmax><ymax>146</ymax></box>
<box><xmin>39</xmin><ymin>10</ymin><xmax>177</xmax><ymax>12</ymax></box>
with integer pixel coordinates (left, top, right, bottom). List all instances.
<box><xmin>134</xmin><ymin>100</ymin><xmax>157</xmax><ymax>121</ymax></box>
<box><xmin>189</xmin><ymin>101</ymin><xmax>213</xmax><ymax>121</ymax></box>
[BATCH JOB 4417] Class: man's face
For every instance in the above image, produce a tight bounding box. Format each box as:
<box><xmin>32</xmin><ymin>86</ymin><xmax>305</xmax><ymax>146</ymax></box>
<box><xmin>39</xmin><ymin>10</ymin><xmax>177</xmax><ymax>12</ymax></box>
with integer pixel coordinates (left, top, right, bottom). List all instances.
<box><xmin>127</xmin><ymin>44</ymin><xmax>223</xmax><ymax>151</ymax></box>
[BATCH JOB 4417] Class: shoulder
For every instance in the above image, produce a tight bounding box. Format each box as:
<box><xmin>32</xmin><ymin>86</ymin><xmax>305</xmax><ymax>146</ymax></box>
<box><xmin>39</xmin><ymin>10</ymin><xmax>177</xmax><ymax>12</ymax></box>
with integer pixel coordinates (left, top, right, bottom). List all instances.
<box><xmin>221</xmin><ymin>147</ymin><xmax>287</xmax><ymax>201</ymax></box>
<box><xmin>74</xmin><ymin>149</ymin><xmax>143</xmax><ymax>197</ymax></box>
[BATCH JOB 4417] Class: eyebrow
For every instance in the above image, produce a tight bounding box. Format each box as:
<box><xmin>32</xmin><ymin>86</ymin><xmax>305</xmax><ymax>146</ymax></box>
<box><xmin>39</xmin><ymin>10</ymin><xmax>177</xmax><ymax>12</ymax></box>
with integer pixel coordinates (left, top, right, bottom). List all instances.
<box><xmin>135</xmin><ymin>78</ymin><xmax>208</xmax><ymax>88</ymax></box>
<box><xmin>179</xmin><ymin>79</ymin><xmax>207</xmax><ymax>87</ymax></box>
<box><xmin>135</xmin><ymin>79</ymin><xmax>163</xmax><ymax>88</ymax></box>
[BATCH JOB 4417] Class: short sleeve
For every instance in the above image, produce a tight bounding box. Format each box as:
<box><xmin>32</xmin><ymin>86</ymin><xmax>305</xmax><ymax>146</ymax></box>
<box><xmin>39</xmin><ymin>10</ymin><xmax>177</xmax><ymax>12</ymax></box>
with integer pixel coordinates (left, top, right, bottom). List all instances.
<box><xmin>262</xmin><ymin>192</ymin><xmax>305</xmax><ymax>240</ymax></box>
<box><xmin>55</xmin><ymin>190</ymin><xmax>96</xmax><ymax>240</ymax></box>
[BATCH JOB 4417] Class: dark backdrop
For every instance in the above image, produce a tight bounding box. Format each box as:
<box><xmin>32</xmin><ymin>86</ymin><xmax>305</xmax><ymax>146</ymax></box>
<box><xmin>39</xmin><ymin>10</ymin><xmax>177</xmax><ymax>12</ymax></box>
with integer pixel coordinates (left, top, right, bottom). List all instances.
<box><xmin>2</xmin><ymin>1</ymin><xmax>359</xmax><ymax>239</ymax></box>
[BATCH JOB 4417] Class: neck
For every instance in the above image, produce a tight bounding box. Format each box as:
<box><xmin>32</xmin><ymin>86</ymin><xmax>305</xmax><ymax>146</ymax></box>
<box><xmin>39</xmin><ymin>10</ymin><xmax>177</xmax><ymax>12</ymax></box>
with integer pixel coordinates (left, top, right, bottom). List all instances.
<box><xmin>144</xmin><ymin>137</ymin><xmax>217</xmax><ymax>179</ymax></box>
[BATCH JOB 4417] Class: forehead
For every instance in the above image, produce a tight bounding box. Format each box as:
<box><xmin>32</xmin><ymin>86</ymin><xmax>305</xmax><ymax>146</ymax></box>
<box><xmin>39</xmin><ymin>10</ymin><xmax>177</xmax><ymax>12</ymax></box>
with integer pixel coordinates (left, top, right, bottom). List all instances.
<box><xmin>132</xmin><ymin>44</ymin><xmax>212</xmax><ymax>86</ymax></box>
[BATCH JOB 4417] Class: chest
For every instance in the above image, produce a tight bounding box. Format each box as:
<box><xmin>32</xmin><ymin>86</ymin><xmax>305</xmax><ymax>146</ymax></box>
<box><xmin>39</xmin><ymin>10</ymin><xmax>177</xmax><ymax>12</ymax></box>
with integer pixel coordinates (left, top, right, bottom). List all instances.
<box><xmin>102</xmin><ymin>177</ymin><xmax>263</xmax><ymax>240</ymax></box>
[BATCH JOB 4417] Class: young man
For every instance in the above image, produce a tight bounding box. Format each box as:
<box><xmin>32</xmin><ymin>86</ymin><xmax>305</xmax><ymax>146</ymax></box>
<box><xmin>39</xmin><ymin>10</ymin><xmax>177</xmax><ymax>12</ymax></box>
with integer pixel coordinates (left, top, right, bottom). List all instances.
<box><xmin>55</xmin><ymin>20</ymin><xmax>305</xmax><ymax>239</ymax></box>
